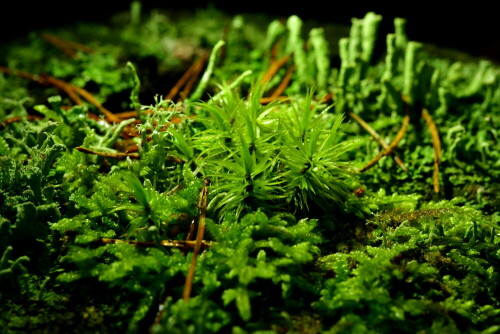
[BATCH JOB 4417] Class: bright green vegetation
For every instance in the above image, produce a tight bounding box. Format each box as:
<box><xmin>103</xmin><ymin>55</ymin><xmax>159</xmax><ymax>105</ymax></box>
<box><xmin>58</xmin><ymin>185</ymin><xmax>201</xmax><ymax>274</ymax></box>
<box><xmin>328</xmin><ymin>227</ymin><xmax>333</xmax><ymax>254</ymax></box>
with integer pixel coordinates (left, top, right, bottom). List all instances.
<box><xmin>1</xmin><ymin>3</ymin><xmax>499</xmax><ymax>333</ymax></box>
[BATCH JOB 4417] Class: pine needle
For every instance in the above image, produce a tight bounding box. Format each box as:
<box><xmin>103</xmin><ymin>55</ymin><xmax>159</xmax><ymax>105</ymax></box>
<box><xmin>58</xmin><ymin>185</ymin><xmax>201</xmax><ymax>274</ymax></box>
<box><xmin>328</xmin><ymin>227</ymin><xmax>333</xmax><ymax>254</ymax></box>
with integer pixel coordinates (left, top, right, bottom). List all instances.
<box><xmin>360</xmin><ymin>109</ymin><xmax>410</xmax><ymax>172</ymax></box>
<box><xmin>183</xmin><ymin>178</ymin><xmax>210</xmax><ymax>301</ymax></box>
<box><xmin>0</xmin><ymin>115</ymin><xmax>43</xmax><ymax>128</ymax></box>
<box><xmin>166</xmin><ymin>53</ymin><xmax>208</xmax><ymax>101</ymax></box>
<box><xmin>422</xmin><ymin>108</ymin><xmax>441</xmax><ymax>193</ymax></box>
<box><xmin>267</xmin><ymin>64</ymin><xmax>295</xmax><ymax>99</ymax></box>
<box><xmin>261</xmin><ymin>55</ymin><xmax>291</xmax><ymax>86</ymax></box>
<box><xmin>99</xmin><ymin>237</ymin><xmax>213</xmax><ymax>249</ymax></box>
<box><xmin>41</xmin><ymin>33</ymin><xmax>94</xmax><ymax>58</ymax></box>
<box><xmin>76</xmin><ymin>147</ymin><xmax>140</xmax><ymax>159</ymax></box>
<box><xmin>349</xmin><ymin>111</ymin><xmax>408</xmax><ymax>172</ymax></box>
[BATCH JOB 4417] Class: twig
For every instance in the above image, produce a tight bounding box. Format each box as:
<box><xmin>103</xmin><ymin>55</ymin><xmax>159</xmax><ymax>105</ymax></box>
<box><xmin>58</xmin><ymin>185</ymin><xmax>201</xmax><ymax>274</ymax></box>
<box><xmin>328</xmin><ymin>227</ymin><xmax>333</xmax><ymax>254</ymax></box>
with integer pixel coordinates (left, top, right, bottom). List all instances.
<box><xmin>0</xmin><ymin>115</ymin><xmax>43</xmax><ymax>128</ymax></box>
<box><xmin>114</xmin><ymin>110</ymin><xmax>142</xmax><ymax>120</ymax></box>
<box><xmin>422</xmin><ymin>108</ymin><xmax>441</xmax><ymax>193</ymax></box>
<box><xmin>266</xmin><ymin>64</ymin><xmax>295</xmax><ymax>99</ymax></box>
<box><xmin>270</xmin><ymin>41</ymin><xmax>280</xmax><ymax>61</ymax></box>
<box><xmin>259</xmin><ymin>95</ymin><xmax>289</xmax><ymax>104</ymax></box>
<box><xmin>183</xmin><ymin>178</ymin><xmax>210</xmax><ymax>301</ymax></box>
<box><xmin>1</xmin><ymin>66</ymin><xmax>94</xmax><ymax>121</ymax></box>
<box><xmin>165</xmin><ymin>53</ymin><xmax>207</xmax><ymax>101</ymax></box>
<box><xmin>349</xmin><ymin>111</ymin><xmax>407</xmax><ymax>172</ymax></box>
<box><xmin>179</xmin><ymin>54</ymin><xmax>208</xmax><ymax>100</ymax></box>
<box><xmin>261</xmin><ymin>54</ymin><xmax>291</xmax><ymax>86</ymax></box>
<box><xmin>0</xmin><ymin>66</ymin><xmax>44</xmax><ymax>82</ymax></box>
<box><xmin>113</xmin><ymin>108</ymin><xmax>187</xmax><ymax>120</ymax></box>
<box><xmin>76</xmin><ymin>147</ymin><xmax>183</xmax><ymax>164</ymax></box>
<box><xmin>360</xmin><ymin>109</ymin><xmax>410</xmax><ymax>172</ymax></box>
<box><xmin>39</xmin><ymin>74</ymin><xmax>84</xmax><ymax>105</ymax></box>
<box><xmin>189</xmin><ymin>41</ymin><xmax>225</xmax><ymax>102</ymax></box>
<box><xmin>1</xmin><ymin>66</ymin><xmax>121</xmax><ymax>123</ymax></box>
<box><xmin>99</xmin><ymin>237</ymin><xmax>213</xmax><ymax>249</ymax></box>
<box><xmin>319</xmin><ymin>92</ymin><xmax>333</xmax><ymax>104</ymax></box>
<box><xmin>71</xmin><ymin>84</ymin><xmax>121</xmax><ymax>123</ymax></box>
<box><xmin>41</xmin><ymin>33</ymin><xmax>94</xmax><ymax>58</ymax></box>
<box><xmin>76</xmin><ymin>147</ymin><xmax>140</xmax><ymax>159</ymax></box>
<box><xmin>183</xmin><ymin>219</ymin><xmax>197</xmax><ymax>256</ymax></box>
<box><xmin>149</xmin><ymin>180</ymin><xmax>210</xmax><ymax>331</ymax></box>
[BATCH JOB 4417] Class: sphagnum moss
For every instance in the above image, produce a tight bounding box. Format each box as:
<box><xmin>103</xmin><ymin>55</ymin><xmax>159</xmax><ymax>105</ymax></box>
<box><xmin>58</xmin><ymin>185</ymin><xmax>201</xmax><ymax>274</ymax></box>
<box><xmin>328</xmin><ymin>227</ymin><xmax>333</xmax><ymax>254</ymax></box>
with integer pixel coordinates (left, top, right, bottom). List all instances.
<box><xmin>0</xmin><ymin>3</ymin><xmax>499</xmax><ymax>333</ymax></box>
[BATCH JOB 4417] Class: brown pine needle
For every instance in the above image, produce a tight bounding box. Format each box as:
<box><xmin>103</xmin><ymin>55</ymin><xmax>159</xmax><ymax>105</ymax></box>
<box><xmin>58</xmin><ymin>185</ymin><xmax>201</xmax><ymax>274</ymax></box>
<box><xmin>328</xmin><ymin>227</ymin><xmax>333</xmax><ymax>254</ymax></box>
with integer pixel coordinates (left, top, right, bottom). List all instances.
<box><xmin>270</xmin><ymin>41</ymin><xmax>280</xmax><ymax>61</ymax></box>
<box><xmin>99</xmin><ymin>237</ymin><xmax>213</xmax><ymax>249</ymax></box>
<box><xmin>422</xmin><ymin>108</ymin><xmax>441</xmax><ymax>193</ymax></box>
<box><xmin>71</xmin><ymin>85</ymin><xmax>121</xmax><ymax>123</ymax></box>
<box><xmin>114</xmin><ymin>108</ymin><xmax>179</xmax><ymax>120</ymax></box>
<box><xmin>179</xmin><ymin>71</ymin><xmax>199</xmax><ymax>101</ymax></box>
<box><xmin>183</xmin><ymin>178</ymin><xmax>210</xmax><ymax>302</ymax></box>
<box><xmin>1</xmin><ymin>66</ymin><xmax>122</xmax><ymax>123</ymax></box>
<box><xmin>153</xmin><ymin>178</ymin><xmax>209</xmax><ymax>326</ymax></box>
<box><xmin>0</xmin><ymin>67</ymin><xmax>83</xmax><ymax>106</ymax></box>
<box><xmin>166</xmin><ymin>53</ymin><xmax>207</xmax><ymax>101</ymax></box>
<box><xmin>360</xmin><ymin>110</ymin><xmax>410</xmax><ymax>172</ymax></box>
<box><xmin>76</xmin><ymin>146</ymin><xmax>140</xmax><ymax>159</ymax></box>
<box><xmin>165</xmin><ymin>61</ymin><xmax>198</xmax><ymax>101</ymax></box>
<box><xmin>39</xmin><ymin>74</ymin><xmax>84</xmax><ymax>105</ymax></box>
<box><xmin>179</xmin><ymin>55</ymin><xmax>207</xmax><ymax>100</ymax></box>
<box><xmin>259</xmin><ymin>96</ymin><xmax>289</xmax><ymax>104</ymax></box>
<box><xmin>0</xmin><ymin>66</ymin><xmax>43</xmax><ymax>82</ymax></box>
<box><xmin>114</xmin><ymin>110</ymin><xmax>140</xmax><ymax>119</ymax></box>
<box><xmin>0</xmin><ymin>115</ymin><xmax>43</xmax><ymax>128</ymax></box>
<box><xmin>349</xmin><ymin>111</ymin><xmax>408</xmax><ymax>172</ymax></box>
<box><xmin>320</xmin><ymin>92</ymin><xmax>334</xmax><ymax>104</ymax></box>
<box><xmin>261</xmin><ymin>54</ymin><xmax>291</xmax><ymax>86</ymax></box>
<box><xmin>125</xmin><ymin>144</ymin><xmax>140</xmax><ymax>153</ymax></box>
<box><xmin>268</xmin><ymin>64</ymin><xmax>295</xmax><ymax>99</ymax></box>
<box><xmin>41</xmin><ymin>33</ymin><xmax>94</xmax><ymax>58</ymax></box>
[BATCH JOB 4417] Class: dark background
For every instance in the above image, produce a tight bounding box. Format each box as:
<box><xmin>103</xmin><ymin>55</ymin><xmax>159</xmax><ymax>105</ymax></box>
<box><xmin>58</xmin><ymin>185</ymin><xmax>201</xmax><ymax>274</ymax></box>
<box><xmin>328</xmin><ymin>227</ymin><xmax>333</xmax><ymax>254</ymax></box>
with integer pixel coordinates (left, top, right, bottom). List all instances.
<box><xmin>1</xmin><ymin>1</ymin><xmax>498</xmax><ymax>61</ymax></box>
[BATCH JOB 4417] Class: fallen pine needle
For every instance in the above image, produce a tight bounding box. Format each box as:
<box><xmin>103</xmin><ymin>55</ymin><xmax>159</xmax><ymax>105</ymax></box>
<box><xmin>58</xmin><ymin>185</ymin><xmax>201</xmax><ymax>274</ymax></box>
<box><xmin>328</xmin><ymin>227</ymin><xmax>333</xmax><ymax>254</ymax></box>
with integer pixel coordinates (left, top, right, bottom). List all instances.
<box><xmin>41</xmin><ymin>33</ymin><xmax>94</xmax><ymax>58</ymax></box>
<box><xmin>266</xmin><ymin>64</ymin><xmax>295</xmax><ymax>100</ymax></box>
<box><xmin>76</xmin><ymin>147</ymin><xmax>140</xmax><ymax>159</ymax></box>
<box><xmin>422</xmin><ymin>108</ymin><xmax>441</xmax><ymax>193</ymax></box>
<box><xmin>261</xmin><ymin>55</ymin><xmax>291</xmax><ymax>86</ymax></box>
<box><xmin>166</xmin><ymin>53</ymin><xmax>208</xmax><ymax>101</ymax></box>
<box><xmin>349</xmin><ymin>111</ymin><xmax>408</xmax><ymax>172</ymax></box>
<box><xmin>1</xmin><ymin>66</ymin><xmax>121</xmax><ymax>123</ymax></box>
<box><xmin>0</xmin><ymin>115</ymin><xmax>43</xmax><ymax>128</ymax></box>
<box><xmin>360</xmin><ymin>110</ymin><xmax>410</xmax><ymax>172</ymax></box>
<box><xmin>99</xmin><ymin>237</ymin><xmax>214</xmax><ymax>249</ymax></box>
<box><xmin>183</xmin><ymin>178</ymin><xmax>210</xmax><ymax>301</ymax></box>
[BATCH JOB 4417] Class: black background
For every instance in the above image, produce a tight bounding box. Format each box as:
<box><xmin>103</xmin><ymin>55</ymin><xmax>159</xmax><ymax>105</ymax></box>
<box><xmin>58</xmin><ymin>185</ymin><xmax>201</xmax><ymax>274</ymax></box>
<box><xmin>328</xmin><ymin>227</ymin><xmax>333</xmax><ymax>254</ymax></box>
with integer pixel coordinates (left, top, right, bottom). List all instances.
<box><xmin>1</xmin><ymin>1</ymin><xmax>498</xmax><ymax>61</ymax></box>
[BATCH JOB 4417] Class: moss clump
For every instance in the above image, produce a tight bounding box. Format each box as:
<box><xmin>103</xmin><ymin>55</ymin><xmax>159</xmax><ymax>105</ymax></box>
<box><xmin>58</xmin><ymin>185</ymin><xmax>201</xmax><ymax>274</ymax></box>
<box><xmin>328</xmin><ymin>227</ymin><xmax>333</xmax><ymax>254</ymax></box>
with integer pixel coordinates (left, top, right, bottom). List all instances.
<box><xmin>1</xmin><ymin>4</ymin><xmax>499</xmax><ymax>333</ymax></box>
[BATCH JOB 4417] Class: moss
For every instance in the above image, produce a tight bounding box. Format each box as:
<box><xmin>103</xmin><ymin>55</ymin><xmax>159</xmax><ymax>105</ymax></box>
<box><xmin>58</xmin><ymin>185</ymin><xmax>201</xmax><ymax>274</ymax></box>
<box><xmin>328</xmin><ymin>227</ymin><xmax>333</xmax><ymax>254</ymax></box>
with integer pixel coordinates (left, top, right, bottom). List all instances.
<box><xmin>0</xmin><ymin>4</ymin><xmax>498</xmax><ymax>333</ymax></box>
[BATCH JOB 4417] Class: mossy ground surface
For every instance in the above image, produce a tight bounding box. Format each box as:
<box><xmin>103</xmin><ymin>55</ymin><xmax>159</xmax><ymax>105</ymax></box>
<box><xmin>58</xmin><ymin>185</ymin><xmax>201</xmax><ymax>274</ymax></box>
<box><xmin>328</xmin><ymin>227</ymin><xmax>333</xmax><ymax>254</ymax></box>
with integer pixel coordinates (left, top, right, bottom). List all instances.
<box><xmin>0</xmin><ymin>4</ymin><xmax>499</xmax><ymax>333</ymax></box>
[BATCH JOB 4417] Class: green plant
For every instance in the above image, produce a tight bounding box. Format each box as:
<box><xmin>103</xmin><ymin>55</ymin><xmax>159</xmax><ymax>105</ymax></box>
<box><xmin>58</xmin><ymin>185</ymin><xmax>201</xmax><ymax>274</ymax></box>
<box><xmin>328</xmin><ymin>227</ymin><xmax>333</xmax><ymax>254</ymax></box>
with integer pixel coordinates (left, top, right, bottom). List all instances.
<box><xmin>0</xmin><ymin>4</ymin><xmax>498</xmax><ymax>333</ymax></box>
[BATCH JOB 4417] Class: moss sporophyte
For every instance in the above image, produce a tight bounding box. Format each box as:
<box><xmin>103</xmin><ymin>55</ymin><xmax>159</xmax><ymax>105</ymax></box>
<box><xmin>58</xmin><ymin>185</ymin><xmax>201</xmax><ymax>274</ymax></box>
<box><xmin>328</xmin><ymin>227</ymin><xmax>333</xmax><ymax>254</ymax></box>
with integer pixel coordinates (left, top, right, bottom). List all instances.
<box><xmin>0</xmin><ymin>3</ymin><xmax>499</xmax><ymax>333</ymax></box>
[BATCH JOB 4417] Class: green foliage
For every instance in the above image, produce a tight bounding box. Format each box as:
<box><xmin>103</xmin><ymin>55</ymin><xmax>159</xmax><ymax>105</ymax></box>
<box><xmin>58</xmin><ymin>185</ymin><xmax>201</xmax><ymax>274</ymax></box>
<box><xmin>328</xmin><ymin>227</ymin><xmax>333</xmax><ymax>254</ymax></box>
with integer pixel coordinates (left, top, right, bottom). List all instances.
<box><xmin>335</xmin><ymin>11</ymin><xmax>500</xmax><ymax>206</ymax></box>
<box><xmin>0</xmin><ymin>246</ymin><xmax>30</xmax><ymax>295</ymax></box>
<box><xmin>155</xmin><ymin>211</ymin><xmax>323</xmax><ymax>332</ymax></box>
<box><xmin>0</xmin><ymin>5</ymin><xmax>498</xmax><ymax>334</ymax></box>
<box><xmin>188</xmin><ymin>40</ymin><xmax>225</xmax><ymax>105</ymax></box>
<box><xmin>195</xmin><ymin>88</ymin><xmax>356</xmax><ymax>219</ymax></box>
<box><xmin>278</xmin><ymin>95</ymin><xmax>353</xmax><ymax>210</ymax></box>
<box><xmin>0</xmin><ymin>130</ymin><xmax>66</xmax><ymax>256</ymax></box>
<box><xmin>315</xmin><ymin>198</ymin><xmax>499</xmax><ymax>333</ymax></box>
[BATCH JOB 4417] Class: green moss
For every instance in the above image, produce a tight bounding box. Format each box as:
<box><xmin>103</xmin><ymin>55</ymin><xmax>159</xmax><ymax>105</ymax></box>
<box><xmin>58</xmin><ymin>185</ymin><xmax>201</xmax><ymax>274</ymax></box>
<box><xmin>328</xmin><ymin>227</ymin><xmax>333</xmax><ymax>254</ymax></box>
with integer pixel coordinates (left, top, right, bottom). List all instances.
<box><xmin>0</xmin><ymin>4</ymin><xmax>498</xmax><ymax>333</ymax></box>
